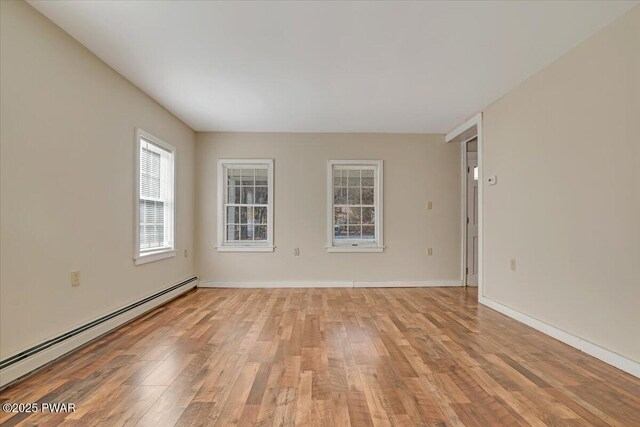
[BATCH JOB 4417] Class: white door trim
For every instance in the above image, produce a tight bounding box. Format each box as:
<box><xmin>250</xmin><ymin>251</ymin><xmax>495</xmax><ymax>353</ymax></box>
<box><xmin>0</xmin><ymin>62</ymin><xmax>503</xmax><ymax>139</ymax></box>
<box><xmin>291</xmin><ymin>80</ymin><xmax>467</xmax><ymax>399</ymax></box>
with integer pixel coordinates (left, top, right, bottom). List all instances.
<box><xmin>446</xmin><ymin>113</ymin><xmax>483</xmax><ymax>298</ymax></box>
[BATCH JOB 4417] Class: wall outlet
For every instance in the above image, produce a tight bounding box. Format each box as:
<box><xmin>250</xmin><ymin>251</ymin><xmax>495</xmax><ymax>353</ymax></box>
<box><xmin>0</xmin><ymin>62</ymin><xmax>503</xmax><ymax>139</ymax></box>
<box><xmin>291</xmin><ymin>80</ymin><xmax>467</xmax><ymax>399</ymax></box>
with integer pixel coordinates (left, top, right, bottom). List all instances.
<box><xmin>510</xmin><ymin>259</ymin><xmax>517</xmax><ymax>271</ymax></box>
<box><xmin>293</xmin><ymin>248</ymin><xmax>300</xmax><ymax>256</ymax></box>
<box><xmin>427</xmin><ymin>248</ymin><xmax>433</xmax><ymax>256</ymax></box>
<box><xmin>71</xmin><ymin>271</ymin><xmax>80</xmax><ymax>287</ymax></box>
<box><xmin>184</xmin><ymin>249</ymin><xmax>189</xmax><ymax>258</ymax></box>
<box><xmin>427</xmin><ymin>201</ymin><xmax>433</xmax><ymax>210</ymax></box>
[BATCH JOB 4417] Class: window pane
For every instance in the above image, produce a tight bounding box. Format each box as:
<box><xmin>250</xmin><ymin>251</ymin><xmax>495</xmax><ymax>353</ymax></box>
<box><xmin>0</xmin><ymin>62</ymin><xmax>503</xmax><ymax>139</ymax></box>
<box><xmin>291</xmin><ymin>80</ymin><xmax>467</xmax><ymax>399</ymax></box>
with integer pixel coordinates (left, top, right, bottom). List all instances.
<box><xmin>254</xmin><ymin>225</ymin><xmax>267</xmax><ymax>240</ymax></box>
<box><xmin>228</xmin><ymin>168</ymin><xmax>242</xmax><ymax>186</ymax></box>
<box><xmin>226</xmin><ymin>206</ymin><xmax>238</xmax><ymax>224</ymax></box>
<box><xmin>255</xmin><ymin>186</ymin><xmax>268</xmax><ymax>204</ymax></box>
<box><xmin>362</xmin><ymin>187</ymin><xmax>374</xmax><ymax>205</ymax></box>
<box><xmin>254</xmin><ymin>206</ymin><xmax>267</xmax><ymax>224</ymax></box>
<box><xmin>362</xmin><ymin>207</ymin><xmax>374</xmax><ymax>224</ymax></box>
<box><xmin>139</xmin><ymin>227</ymin><xmax>145</xmax><ymax>247</ymax></box>
<box><xmin>361</xmin><ymin>169</ymin><xmax>374</xmax><ymax>187</ymax></box>
<box><xmin>241</xmin><ymin>187</ymin><xmax>254</xmax><ymax>204</ymax></box>
<box><xmin>228</xmin><ymin>186</ymin><xmax>240</xmax><ymax>204</ymax></box>
<box><xmin>241</xmin><ymin>169</ymin><xmax>254</xmax><ymax>186</ymax></box>
<box><xmin>334</xmin><ymin>188</ymin><xmax>346</xmax><ymax>205</ymax></box>
<box><xmin>334</xmin><ymin>207</ymin><xmax>348</xmax><ymax>225</ymax></box>
<box><xmin>142</xmin><ymin>201</ymin><xmax>151</xmax><ymax>223</ymax></box>
<box><xmin>348</xmin><ymin>207</ymin><xmax>361</xmax><ymax>224</ymax></box>
<box><xmin>333</xmin><ymin>168</ymin><xmax>342</xmax><ymax>187</ymax></box>
<box><xmin>141</xmin><ymin>148</ymin><xmax>161</xmax><ymax>198</ymax></box>
<box><xmin>362</xmin><ymin>226</ymin><xmax>375</xmax><ymax>239</ymax></box>
<box><xmin>240</xmin><ymin>225</ymin><xmax>253</xmax><ymax>240</ymax></box>
<box><xmin>139</xmin><ymin>199</ymin><xmax>166</xmax><ymax>250</ymax></box>
<box><xmin>155</xmin><ymin>224</ymin><xmax>164</xmax><ymax>245</ymax></box>
<box><xmin>348</xmin><ymin>226</ymin><xmax>362</xmax><ymax>239</ymax></box>
<box><xmin>155</xmin><ymin>202</ymin><xmax>164</xmax><ymax>224</ymax></box>
<box><xmin>348</xmin><ymin>187</ymin><xmax>361</xmax><ymax>205</ymax></box>
<box><xmin>144</xmin><ymin>225</ymin><xmax>154</xmax><ymax>246</ymax></box>
<box><xmin>348</xmin><ymin>169</ymin><xmax>360</xmax><ymax>187</ymax></box>
<box><xmin>334</xmin><ymin>226</ymin><xmax>348</xmax><ymax>239</ymax></box>
<box><xmin>247</xmin><ymin>206</ymin><xmax>255</xmax><ymax>224</ymax></box>
<box><xmin>255</xmin><ymin>168</ymin><xmax>268</xmax><ymax>185</ymax></box>
<box><xmin>240</xmin><ymin>206</ymin><xmax>248</xmax><ymax>224</ymax></box>
<box><xmin>227</xmin><ymin>225</ymin><xmax>239</xmax><ymax>241</ymax></box>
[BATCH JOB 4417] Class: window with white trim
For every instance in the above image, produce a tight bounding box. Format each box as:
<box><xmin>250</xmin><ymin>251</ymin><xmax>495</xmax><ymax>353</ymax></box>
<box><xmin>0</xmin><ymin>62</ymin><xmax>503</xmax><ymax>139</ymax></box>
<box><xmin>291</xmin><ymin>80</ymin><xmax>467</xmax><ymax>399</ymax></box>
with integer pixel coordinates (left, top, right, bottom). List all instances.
<box><xmin>217</xmin><ymin>160</ymin><xmax>274</xmax><ymax>252</ymax></box>
<box><xmin>134</xmin><ymin>129</ymin><xmax>176</xmax><ymax>265</ymax></box>
<box><xmin>327</xmin><ymin>160</ymin><xmax>383</xmax><ymax>252</ymax></box>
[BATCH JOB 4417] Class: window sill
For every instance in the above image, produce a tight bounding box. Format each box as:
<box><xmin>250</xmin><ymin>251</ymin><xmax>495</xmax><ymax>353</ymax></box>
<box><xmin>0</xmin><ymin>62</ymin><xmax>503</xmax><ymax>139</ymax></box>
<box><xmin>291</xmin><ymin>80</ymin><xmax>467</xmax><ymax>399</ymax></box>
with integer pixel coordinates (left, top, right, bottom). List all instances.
<box><xmin>216</xmin><ymin>246</ymin><xmax>275</xmax><ymax>253</ymax></box>
<box><xmin>134</xmin><ymin>249</ymin><xmax>176</xmax><ymax>265</ymax></box>
<box><xmin>326</xmin><ymin>246</ymin><xmax>385</xmax><ymax>253</ymax></box>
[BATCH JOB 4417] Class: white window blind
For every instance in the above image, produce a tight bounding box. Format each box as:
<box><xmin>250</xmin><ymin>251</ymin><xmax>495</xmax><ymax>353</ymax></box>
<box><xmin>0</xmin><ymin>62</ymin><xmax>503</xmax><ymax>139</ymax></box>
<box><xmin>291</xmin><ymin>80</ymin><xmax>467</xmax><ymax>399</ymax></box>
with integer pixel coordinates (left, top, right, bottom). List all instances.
<box><xmin>135</xmin><ymin>129</ymin><xmax>175</xmax><ymax>263</ymax></box>
<box><xmin>217</xmin><ymin>160</ymin><xmax>274</xmax><ymax>252</ymax></box>
<box><xmin>327</xmin><ymin>161</ymin><xmax>383</xmax><ymax>252</ymax></box>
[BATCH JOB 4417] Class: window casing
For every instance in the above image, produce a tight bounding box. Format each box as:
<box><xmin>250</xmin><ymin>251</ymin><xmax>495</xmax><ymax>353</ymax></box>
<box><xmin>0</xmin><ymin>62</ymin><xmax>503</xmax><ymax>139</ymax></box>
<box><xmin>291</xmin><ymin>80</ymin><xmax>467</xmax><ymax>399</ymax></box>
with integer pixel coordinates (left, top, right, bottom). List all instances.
<box><xmin>134</xmin><ymin>129</ymin><xmax>176</xmax><ymax>265</ymax></box>
<box><xmin>217</xmin><ymin>159</ymin><xmax>274</xmax><ymax>252</ymax></box>
<box><xmin>327</xmin><ymin>160</ymin><xmax>384</xmax><ymax>252</ymax></box>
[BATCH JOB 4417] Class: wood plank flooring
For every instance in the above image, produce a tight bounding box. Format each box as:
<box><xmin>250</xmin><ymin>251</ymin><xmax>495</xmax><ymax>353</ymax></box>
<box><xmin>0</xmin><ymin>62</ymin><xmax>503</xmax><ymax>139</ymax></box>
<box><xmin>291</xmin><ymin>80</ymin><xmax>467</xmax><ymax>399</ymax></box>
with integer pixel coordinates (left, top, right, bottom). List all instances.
<box><xmin>1</xmin><ymin>287</ymin><xmax>639</xmax><ymax>426</ymax></box>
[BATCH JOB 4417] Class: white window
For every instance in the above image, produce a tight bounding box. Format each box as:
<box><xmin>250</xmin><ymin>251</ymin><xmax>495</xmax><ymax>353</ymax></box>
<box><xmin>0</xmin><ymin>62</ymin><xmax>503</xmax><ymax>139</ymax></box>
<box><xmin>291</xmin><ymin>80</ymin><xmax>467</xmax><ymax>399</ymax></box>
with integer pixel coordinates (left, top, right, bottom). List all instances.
<box><xmin>134</xmin><ymin>129</ymin><xmax>176</xmax><ymax>265</ymax></box>
<box><xmin>217</xmin><ymin>159</ymin><xmax>274</xmax><ymax>252</ymax></box>
<box><xmin>327</xmin><ymin>160</ymin><xmax>384</xmax><ymax>252</ymax></box>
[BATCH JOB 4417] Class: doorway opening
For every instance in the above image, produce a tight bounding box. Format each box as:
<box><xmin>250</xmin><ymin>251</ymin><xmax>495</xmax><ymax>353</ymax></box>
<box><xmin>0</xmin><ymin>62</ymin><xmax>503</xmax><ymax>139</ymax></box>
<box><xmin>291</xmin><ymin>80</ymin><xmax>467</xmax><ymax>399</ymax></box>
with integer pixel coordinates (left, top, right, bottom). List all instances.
<box><xmin>466</xmin><ymin>142</ymin><xmax>479</xmax><ymax>286</ymax></box>
<box><xmin>445</xmin><ymin>113</ymin><xmax>483</xmax><ymax>296</ymax></box>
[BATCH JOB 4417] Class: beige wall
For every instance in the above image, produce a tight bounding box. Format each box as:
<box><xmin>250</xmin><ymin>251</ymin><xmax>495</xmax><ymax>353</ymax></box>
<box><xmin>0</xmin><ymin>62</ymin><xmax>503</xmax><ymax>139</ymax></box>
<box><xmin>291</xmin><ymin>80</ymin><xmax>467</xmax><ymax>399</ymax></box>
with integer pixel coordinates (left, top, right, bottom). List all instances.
<box><xmin>0</xmin><ymin>1</ymin><xmax>196</xmax><ymax>358</ymax></box>
<box><xmin>195</xmin><ymin>132</ymin><xmax>461</xmax><ymax>283</ymax></box>
<box><xmin>482</xmin><ymin>6</ymin><xmax>640</xmax><ymax>361</ymax></box>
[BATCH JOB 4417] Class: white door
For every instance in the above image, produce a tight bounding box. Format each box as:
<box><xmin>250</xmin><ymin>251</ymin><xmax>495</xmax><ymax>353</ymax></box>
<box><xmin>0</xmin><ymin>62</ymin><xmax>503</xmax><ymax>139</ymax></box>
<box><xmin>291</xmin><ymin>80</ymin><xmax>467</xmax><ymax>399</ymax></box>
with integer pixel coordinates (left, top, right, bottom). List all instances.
<box><xmin>466</xmin><ymin>158</ymin><xmax>479</xmax><ymax>285</ymax></box>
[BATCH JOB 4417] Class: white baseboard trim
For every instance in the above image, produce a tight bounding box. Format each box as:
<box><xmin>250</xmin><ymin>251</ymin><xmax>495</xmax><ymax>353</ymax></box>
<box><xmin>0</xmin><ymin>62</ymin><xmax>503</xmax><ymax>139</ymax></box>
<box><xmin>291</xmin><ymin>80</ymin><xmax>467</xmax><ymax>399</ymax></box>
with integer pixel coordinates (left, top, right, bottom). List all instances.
<box><xmin>354</xmin><ymin>280</ymin><xmax>462</xmax><ymax>288</ymax></box>
<box><xmin>479</xmin><ymin>296</ymin><xmax>639</xmax><ymax>378</ymax></box>
<box><xmin>0</xmin><ymin>276</ymin><xmax>198</xmax><ymax>389</ymax></box>
<box><xmin>199</xmin><ymin>280</ymin><xmax>463</xmax><ymax>289</ymax></box>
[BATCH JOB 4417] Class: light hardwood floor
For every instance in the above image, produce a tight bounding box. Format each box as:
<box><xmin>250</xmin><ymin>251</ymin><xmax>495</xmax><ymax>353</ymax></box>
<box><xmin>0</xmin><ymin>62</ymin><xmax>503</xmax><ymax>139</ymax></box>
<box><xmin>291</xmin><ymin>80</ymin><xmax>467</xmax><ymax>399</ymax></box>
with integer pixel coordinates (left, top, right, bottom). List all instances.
<box><xmin>1</xmin><ymin>287</ymin><xmax>639</xmax><ymax>426</ymax></box>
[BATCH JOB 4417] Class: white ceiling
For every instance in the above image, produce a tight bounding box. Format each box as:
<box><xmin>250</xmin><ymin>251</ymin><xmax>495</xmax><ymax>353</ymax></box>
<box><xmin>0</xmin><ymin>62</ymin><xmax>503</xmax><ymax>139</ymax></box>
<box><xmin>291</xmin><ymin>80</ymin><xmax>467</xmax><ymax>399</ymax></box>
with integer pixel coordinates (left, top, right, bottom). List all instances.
<box><xmin>28</xmin><ymin>0</ymin><xmax>637</xmax><ymax>133</ymax></box>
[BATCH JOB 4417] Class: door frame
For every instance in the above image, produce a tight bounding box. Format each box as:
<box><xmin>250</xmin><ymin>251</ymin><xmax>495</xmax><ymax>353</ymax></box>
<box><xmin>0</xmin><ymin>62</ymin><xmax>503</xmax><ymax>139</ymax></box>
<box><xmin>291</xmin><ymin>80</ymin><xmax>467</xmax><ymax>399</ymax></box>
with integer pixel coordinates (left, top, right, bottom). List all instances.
<box><xmin>446</xmin><ymin>113</ymin><xmax>483</xmax><ymax>298</ymax></box>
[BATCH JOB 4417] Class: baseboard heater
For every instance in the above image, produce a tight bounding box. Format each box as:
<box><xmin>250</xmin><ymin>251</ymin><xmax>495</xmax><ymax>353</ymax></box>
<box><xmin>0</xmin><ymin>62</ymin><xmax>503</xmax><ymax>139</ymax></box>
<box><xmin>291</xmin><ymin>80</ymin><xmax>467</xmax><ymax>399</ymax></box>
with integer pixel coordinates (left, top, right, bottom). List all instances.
<box><xmin>0</xmin><ymin>275</ymin><xmax>198</xmax><ymax>371</ymax></box>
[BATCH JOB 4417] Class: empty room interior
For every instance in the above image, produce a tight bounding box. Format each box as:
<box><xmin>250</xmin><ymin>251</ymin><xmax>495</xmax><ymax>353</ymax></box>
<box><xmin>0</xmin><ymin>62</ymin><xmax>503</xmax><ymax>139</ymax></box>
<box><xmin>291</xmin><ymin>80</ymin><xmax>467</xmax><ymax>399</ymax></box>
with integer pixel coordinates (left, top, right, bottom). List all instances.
<box><xmin>1</xmin><ymin>0</ymin><xmax>639</xmax><ymax>425</ymax></box>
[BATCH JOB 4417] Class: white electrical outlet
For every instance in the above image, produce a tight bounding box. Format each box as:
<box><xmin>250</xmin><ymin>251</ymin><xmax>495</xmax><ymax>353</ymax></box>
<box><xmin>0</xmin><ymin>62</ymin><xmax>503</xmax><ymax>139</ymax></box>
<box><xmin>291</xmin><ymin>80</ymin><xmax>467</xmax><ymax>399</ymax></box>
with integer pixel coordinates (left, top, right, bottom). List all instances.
<box><xmin>510</xmin><ymin>259</ymin><xmax>517</xmax><ymax>271</ymax></box>
<box><xmin>71</xmin><ymin>271</ymin><xmax>80</xmax><ymax>287</ymax></box>
<box><xmin>293</xmin><ymin>248</ymin><xmax>300</xmax><ymax>256</ymax></box>
<box><xmin>427</xmin><ymin>248</ymin><xmax>433</xmax><ymax>256</ymax></box>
